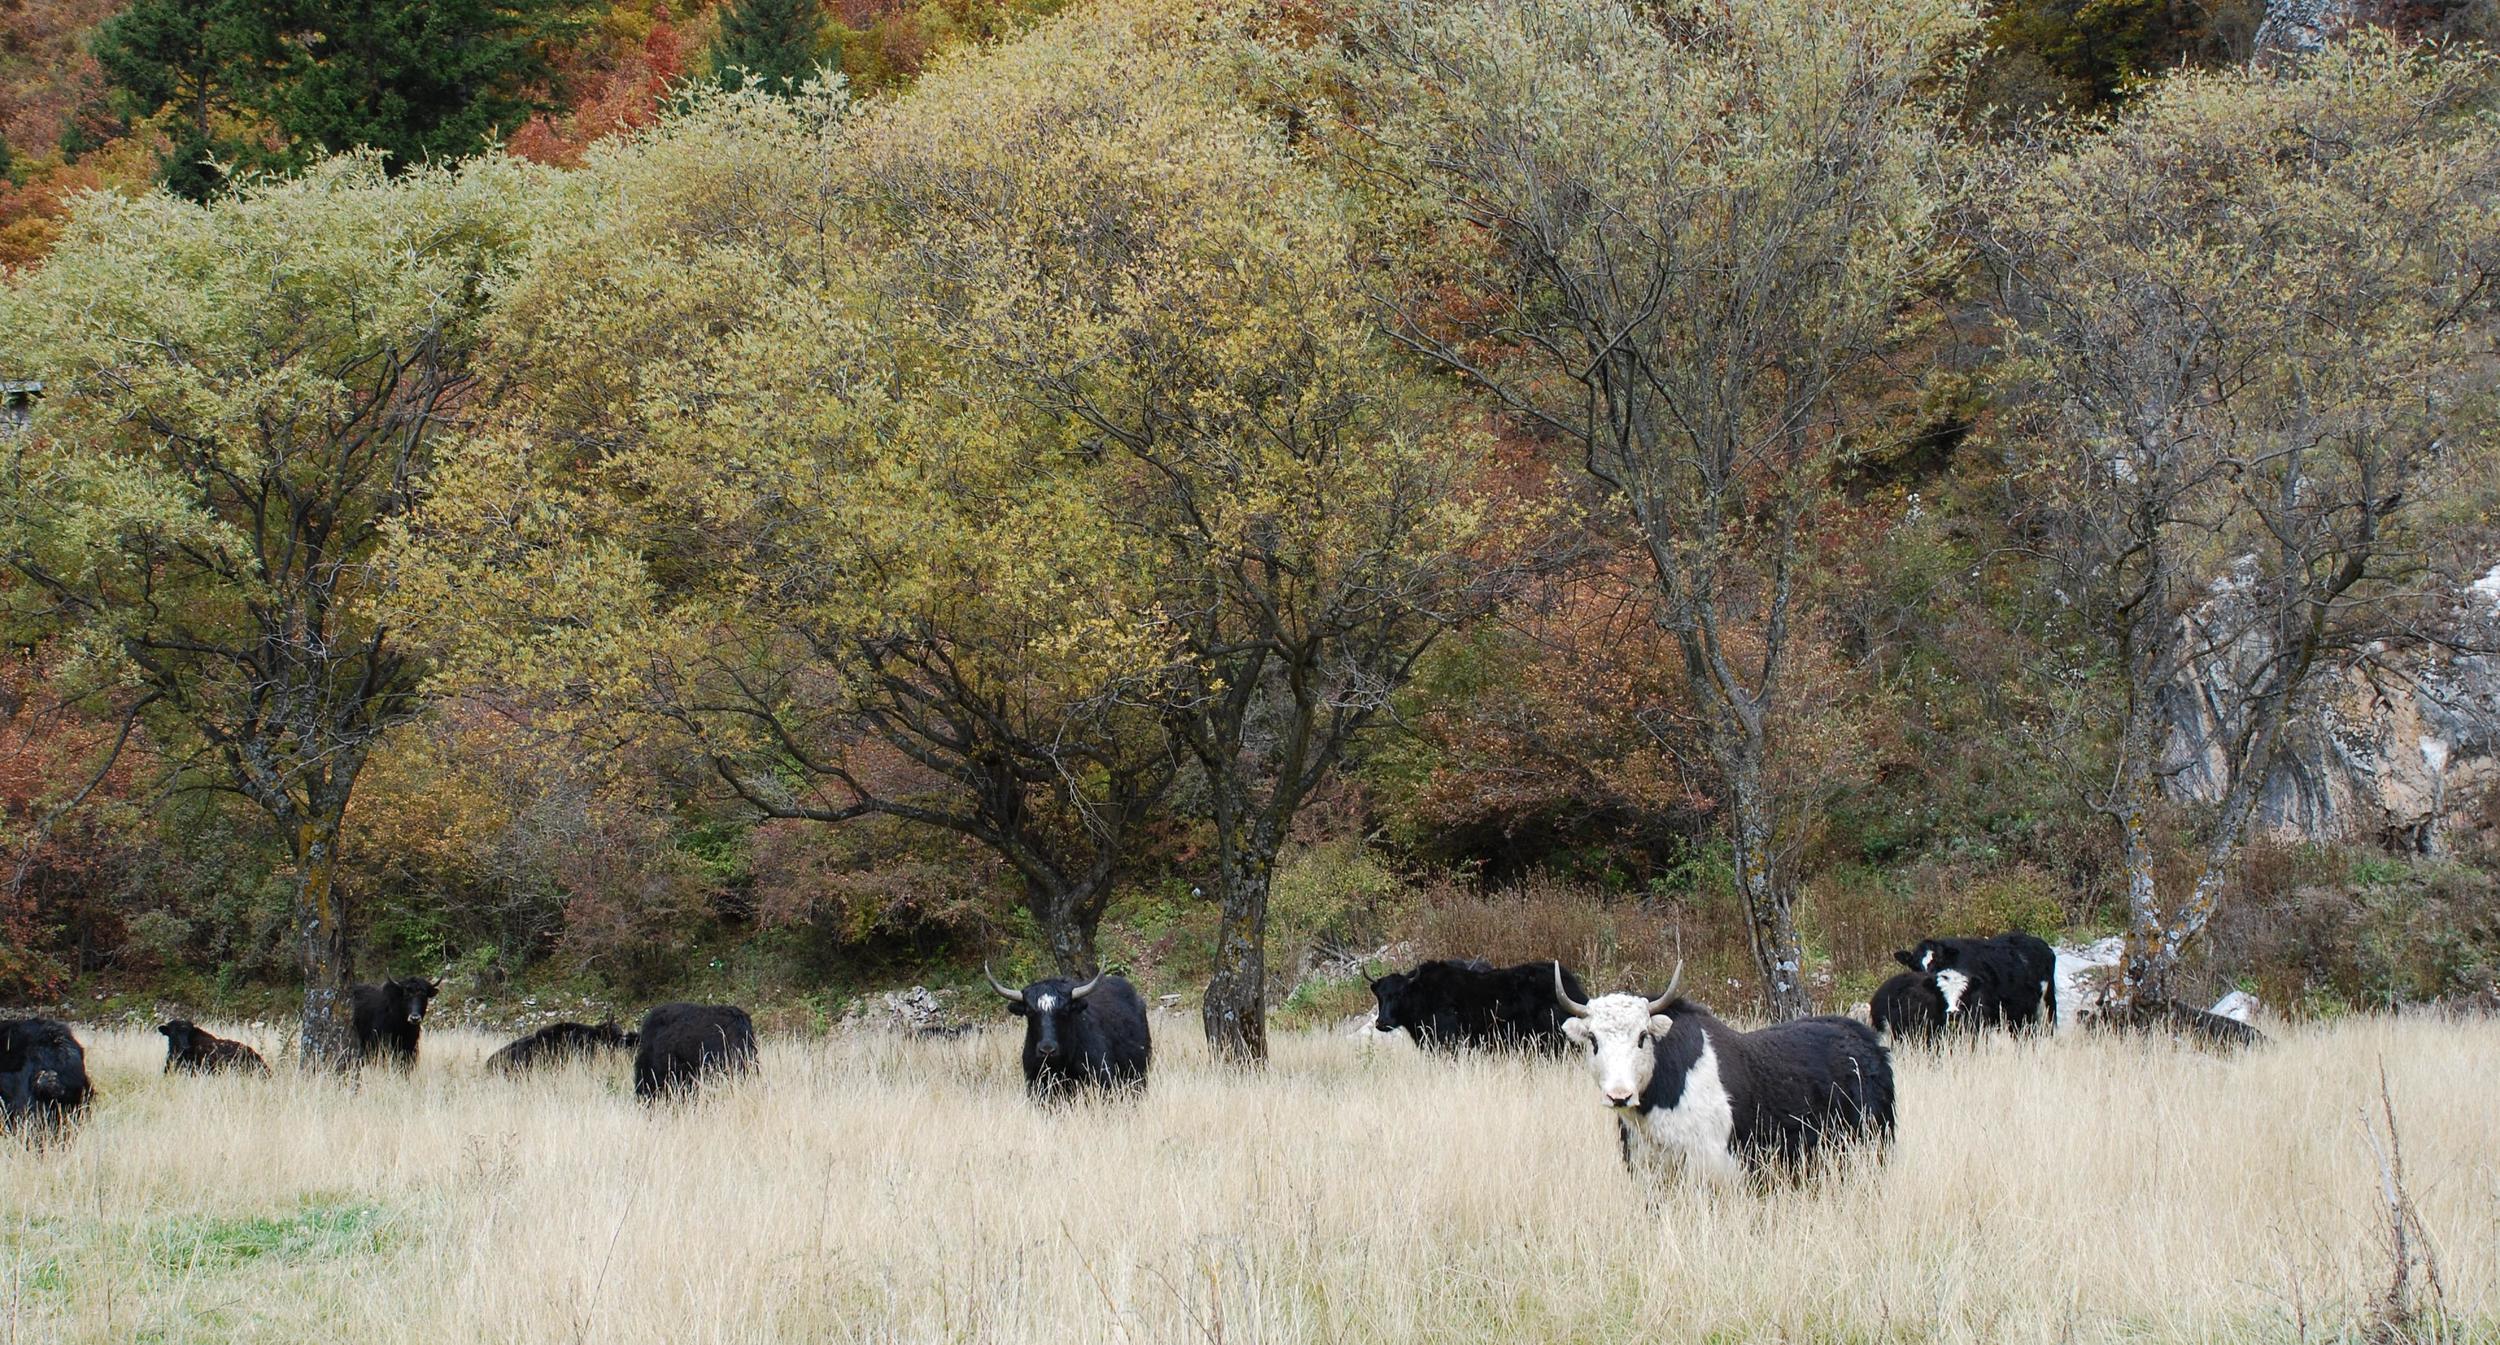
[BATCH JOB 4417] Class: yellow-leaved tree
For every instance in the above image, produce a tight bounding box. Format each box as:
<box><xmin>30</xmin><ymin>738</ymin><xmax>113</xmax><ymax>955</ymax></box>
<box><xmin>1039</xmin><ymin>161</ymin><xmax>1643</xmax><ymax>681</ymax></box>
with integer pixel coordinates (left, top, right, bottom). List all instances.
<box><xmin>0</xmin><ymin>154</ymin><xmax>552</xmax><ymax>1062</ymax></box>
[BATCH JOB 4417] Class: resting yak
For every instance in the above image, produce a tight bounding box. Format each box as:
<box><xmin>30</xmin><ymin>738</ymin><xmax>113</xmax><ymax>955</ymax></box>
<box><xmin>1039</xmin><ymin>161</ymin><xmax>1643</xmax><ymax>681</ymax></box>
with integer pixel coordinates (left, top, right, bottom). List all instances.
<box><xmin>1554</xmin><ymin>964</ymin><xmax>1893</xmax><ymax>1182</ymax></box>
<box><xmin>633</xmin><ymin>1003</ymin><xmax>757</xmax><ymax>1100</ymax></box>
<box><xmin>350</xmin><ymin>976</ymin><xmax>441</xmax><ymax>1067</ymax></box>
<box><xmin>487</xmin><ymin>1020</ymin><xmax>638</xmax><ymax>1073</ymax></box>
<box><xmin>985</xmin><ymin>965</ymin><xmax>1151</xmax><ymax>1098</ymax></box>
<box><xmin>0</xmin><ymin>1017</ymin><xmax>92</xmax><ymax>1136</ymax></box>
<box><xmin>1370</xmin><ymin>958</ymin><xmax>1588</xmax><ymax>1052</ymax></box>
<box><xmin>158</xmin><ymin>1020</ymin><xmax>268</xmax><ymax>1074</ymax></box>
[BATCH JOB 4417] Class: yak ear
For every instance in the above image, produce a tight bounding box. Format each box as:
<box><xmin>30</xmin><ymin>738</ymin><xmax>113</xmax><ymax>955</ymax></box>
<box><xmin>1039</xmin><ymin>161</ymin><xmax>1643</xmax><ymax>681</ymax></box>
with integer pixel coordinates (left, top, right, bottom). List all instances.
<box><xmin>1562</xmin><ymin>1017</ymin><xmax>1592</xmax><ymax>1044</ymax></box>
<box><xmin>1004</xmin><ymin>1000</ymin><xmax>1029</xmax><ymax>1017</ymax></box>
<box><xmin>1892</xmin><ymin>949</ymin><xmax>1920</xmax><ymax>972</ymax></box>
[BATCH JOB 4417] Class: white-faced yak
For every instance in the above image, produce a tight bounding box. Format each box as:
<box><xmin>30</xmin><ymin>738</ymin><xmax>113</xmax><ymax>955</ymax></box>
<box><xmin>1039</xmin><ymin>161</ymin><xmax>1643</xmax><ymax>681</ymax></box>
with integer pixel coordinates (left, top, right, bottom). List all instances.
<box><xmin>1554</xmin><ymin>964</ymin><xmax>1893</xmax><ymax>1183</ymax></box>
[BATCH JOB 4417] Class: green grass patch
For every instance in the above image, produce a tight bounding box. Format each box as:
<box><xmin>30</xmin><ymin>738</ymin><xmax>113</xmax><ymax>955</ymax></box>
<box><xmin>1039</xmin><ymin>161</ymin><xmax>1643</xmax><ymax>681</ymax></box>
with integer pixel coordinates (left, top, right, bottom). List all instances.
<box><xmin>151</xmin><ymin>1198</ymin><xmax>395</xmax><ymax>1271</ymax></box>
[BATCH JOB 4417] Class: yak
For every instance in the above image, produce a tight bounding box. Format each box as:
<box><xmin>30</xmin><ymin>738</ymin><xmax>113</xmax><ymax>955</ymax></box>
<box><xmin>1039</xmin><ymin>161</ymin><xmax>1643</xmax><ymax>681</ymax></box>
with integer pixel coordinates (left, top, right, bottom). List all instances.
<box><xmin>350</xmin><ymin>976</ymin><xmax>441</xmax><ymax>1066</ymax></box>
<box><xmin>158</xmin><ymin>1020</ymin><xmax>268</xmax><ymax>1074</ymax></box>
<box><xmin>633</xmin><ymin>1004</ymin><xmax>757</xmax><ymax>1101</ymax></box>
<box><xmin>1896</xmin><ymin>932</ymin><xmax>2057</xmax><ymax>1034</ymax></box>
<box><xmin>985</xmin><ymin>965</ymin><xmax>1151</xmax><ymax>1098</ymax></box>
<box><xmin>1869</xmin><ymin>973</ymin><xmax>1947</xmax><ymax>1044</ymax></box>
<box><xmin>1555</xmin><ymin>964</ymin><xmax>1893</xmax><ymax>1182</ymax></box>
<box><xmin>487</xmin><ymin>1020</ymin><xmax>638</xmax><ymax>1073</ymax></box>
<box><xmin>0</xmin><ymin>1017</ymin><xmax>92</xmax><ymax>1136</ymax></box>
<box><xmin>1370</xmin><ymin>958</ymin><xmax>1588</xmax><ymax>1052</ymax></box>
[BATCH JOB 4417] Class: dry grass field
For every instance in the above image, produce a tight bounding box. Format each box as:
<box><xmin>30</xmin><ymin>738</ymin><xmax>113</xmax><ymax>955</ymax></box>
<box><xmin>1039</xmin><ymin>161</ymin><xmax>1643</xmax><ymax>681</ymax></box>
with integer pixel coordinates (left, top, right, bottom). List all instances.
<box><xmin>3</xmin><ymin>1013</ymin><xmax>2495</xmax><ymax>1344</ymax></box>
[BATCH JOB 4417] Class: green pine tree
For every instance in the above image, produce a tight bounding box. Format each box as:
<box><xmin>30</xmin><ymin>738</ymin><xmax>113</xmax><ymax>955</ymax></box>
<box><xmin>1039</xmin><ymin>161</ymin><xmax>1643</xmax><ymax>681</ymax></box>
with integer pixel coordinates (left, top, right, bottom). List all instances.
<box><xmin>274</xmin><ymin>0</ymin><xmax>576</xmax><ymax>170</ymax></box>
<box><xmin>91</xmin><ymin>0</ymin><xmax>288</xmax><ymax>199</ymax></box>
<box><xmin>708</xmin><ymin>0</ymin><xmax>828</xmax><ymax>94</ymax></box>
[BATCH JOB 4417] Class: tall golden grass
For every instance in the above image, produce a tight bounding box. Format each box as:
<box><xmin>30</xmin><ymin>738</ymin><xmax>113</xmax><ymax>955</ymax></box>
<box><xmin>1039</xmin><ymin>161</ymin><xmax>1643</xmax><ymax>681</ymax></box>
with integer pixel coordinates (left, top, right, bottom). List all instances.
<box><xmin>3</xmin><ymin>1014</ymin><xmax>2493</xmax><ymax>1343</ymax></box>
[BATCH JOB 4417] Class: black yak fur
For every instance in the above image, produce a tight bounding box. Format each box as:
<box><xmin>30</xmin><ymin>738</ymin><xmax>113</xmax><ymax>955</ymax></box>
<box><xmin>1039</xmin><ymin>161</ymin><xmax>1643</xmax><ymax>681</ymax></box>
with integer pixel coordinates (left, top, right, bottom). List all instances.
<box><xmin>350</xmin><ymin>977</ymin><xmax>441</xmax><ymax>1066</ymax></box>
<box><xmin>1895</xmin><ymin>932</ymin><xmax>2058</xmax><ymax>1034</ymax></box>
<box><xmin>999</xmin><ymin>974</ymin><xmax>1150</xmax><ymax>1098</ymax></box>
<box><xmin>634</xmin><ymin>1004</ymin><xmax>757</xmax><ymax>1100</ymax></box>
<box><xmin>1372</xmin><ymin>959</ymin><xmax>1587</xmax><ymax>1052</ymax></box>
<box><xmin>487</xmin><ymin>1020</ymin><xmax>639</xmax><ymax>1073</ymax></box>
<box><xmin>0</xmin><ymin>1017</ymin><xmax>93</xmax><ymax>1135</ymax></box>
<box><xmin>1869</xmin><ymin>973</ymin><xmax>1947</xmax><ymax>1044</ymax></box>
<box><xmin>158</xmin><ymin>1020</ymin><xmax>267</xmax><ymax>1074</ymax></box>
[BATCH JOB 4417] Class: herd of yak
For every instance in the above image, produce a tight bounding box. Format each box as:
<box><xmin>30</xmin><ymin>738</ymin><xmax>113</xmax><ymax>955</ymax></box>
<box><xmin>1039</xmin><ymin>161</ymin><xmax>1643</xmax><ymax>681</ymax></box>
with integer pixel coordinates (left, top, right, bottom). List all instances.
<box><xmin>1</xmin><ymin>931</ymin><xmax>2096</xmax><ymax>1182</ymax></box>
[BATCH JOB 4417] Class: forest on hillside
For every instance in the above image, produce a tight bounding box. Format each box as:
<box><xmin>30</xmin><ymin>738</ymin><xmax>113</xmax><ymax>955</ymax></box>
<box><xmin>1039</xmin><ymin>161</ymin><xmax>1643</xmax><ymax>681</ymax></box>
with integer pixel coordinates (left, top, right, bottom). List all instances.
<box><xmin>1</xmin><ymin>0</ymin><xmax>2497</xmax><ymax>1059</ymax></box>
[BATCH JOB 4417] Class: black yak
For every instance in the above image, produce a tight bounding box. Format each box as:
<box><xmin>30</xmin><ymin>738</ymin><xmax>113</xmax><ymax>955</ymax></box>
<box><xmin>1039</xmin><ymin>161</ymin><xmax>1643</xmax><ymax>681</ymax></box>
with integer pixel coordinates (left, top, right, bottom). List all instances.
<box><xmin>1869</xmin><ymin>973</ymin><xmax>1947</xmax><ymax>1044</ymax></box>
<box><xmin>488</xmin><ymin>1020</ymin><xmax>638</xmax><ymax>1073</ymax></box>
<box><xmin>1370</xmin><ymin>958</ymin><xmax>1587</xmax><ymax>1052</ymax></box>
<box><xmin>158</xmin><ymin>1020</ymin><xmax>268</xmax><ymax>1074</ymax></box>
<box><xmin>633</xmin><ymin>1004</ymin><xmax>757</xmax><ymax>1100</ymax></box>
<box><xmin>985</xmin><ymin>965</ymin><xmax>1151</xmax><ymax>1097</ymax></box>
<box><xmin>350</xmin><ymin>976</ymin><xmax>441</xmax><ymax>1066</ymax></box>
<box><xmin>0</xmin><ymin>1017</ymin><xmax>92</xmax><ymax>1135</ymax></box>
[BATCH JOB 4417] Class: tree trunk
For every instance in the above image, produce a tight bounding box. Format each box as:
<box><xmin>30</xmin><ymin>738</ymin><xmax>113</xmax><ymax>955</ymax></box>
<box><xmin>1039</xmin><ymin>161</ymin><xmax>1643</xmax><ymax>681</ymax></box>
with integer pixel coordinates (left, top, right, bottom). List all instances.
<box><xmin>293</xmin><ymin>815</ymin><xmax>357</xmax><ymax>1068</ymax></box>
<box><xmin>1201</xmin><ymin>845</ymin><xmax>1274</xmax><ymax>1064</ymax></box>
<box><xmin>1033</xmin><ymin>877</ymin><xmax>1104</xmax><ymax>979</ymax></box>
<box><xmin>1727</xmin><ymin>759</ymin><xmax>1808</xmax><ymax>1020</ymax></box>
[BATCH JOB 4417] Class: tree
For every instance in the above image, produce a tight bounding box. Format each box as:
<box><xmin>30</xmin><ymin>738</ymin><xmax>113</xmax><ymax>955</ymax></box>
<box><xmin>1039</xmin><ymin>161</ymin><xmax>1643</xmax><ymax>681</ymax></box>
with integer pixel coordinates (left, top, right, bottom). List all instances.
<box><xmin>89</xmin><ymin>0</ymin><xmax>288</xmax><ymax>200</ymax></box>
<box><xmin>275</xmin><ymin>0</ymin><xmax>574</xmax><ymax>170</ymax></box>
<box><xmin>1978</xmin><ymin>36</ymin><xmax>2500</xmax><ymax>1008</ymax></box>
<box><xmin>395</xmin><ymin>83</ymin><xmax>1179</xmax><ymax>979</ymax></box>
<box><xmin>1315</xmin><ymin>0</ymin><xmax>1971</xmax><ymax>1017</ymax></box>
<box><xmin>0</xmin><ymin>155</ymin><xmax>550</xmax><ymax>1061</ymax></box>
<box><xmin>708</xmin><ymin>0</ymin><xmax>830</xmax><ymax>94</ymax></box>
<box><xmin>843</xmin><ymin>1</ymin><xmax>1504</xmax><ymax>1059</ymax></box>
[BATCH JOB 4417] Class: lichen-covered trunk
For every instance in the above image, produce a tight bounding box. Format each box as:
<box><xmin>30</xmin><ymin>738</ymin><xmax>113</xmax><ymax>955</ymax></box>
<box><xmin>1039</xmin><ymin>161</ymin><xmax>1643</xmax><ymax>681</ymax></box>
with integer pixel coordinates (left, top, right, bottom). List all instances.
<box><xmin>1201</xmin><ymin>844</ymin><xmax>1274</xmax><ymax>1064</ymax></box>
<box><xmin>294</xmin><ymin>816</ymin><xmax>356</xmax><ymax>1068</ymax></box>
<box><xmin>1033</xmin><ymin>878</ymin><xmax>1104</xmax><ymax>979</ymax></box>
<box><xmin>1728</xmin><ymin>760</ymin><xmax>1808</xmax><ymax>1020</ymax></box>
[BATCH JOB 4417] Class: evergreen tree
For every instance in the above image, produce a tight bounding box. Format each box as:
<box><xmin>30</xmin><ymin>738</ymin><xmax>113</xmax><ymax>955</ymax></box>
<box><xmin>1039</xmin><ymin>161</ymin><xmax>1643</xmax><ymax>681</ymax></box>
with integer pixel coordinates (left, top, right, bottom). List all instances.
<box><xmin>708</xmin><ymin>0</ymin><xmax>828</xmax><ymax>94</ymax></box>
<box><xmin>91</xmin><ymin>0</ymin><xmax>287</xmax><ymax>200</ymax></box>
<box><xmin>275</xmin><ymin>0</ymin><xmax>574</xmax><ymax>169</ymax></box>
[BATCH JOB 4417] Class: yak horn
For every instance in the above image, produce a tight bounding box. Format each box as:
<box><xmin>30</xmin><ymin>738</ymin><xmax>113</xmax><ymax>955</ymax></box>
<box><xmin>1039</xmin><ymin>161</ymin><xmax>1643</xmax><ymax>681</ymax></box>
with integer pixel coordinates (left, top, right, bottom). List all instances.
<box><xmin>1553</xmin><ymin>961</ymin><xmax>1591</xmax><ymax>1019</ymax></box>
<box><xmin>983</xmin><ymin>963</ymin><xmax>1025</xmax><ymax>1003</ymax></box>
<box><xmin>1068</xmin><ymin>972</ymin><xmax>1106</xmax><ymax>1001</ymax></box>
<box><xmin>1646</xmin><ymin>961</ymin><xmax>1684</xmax><ymax>1015</ymax></box>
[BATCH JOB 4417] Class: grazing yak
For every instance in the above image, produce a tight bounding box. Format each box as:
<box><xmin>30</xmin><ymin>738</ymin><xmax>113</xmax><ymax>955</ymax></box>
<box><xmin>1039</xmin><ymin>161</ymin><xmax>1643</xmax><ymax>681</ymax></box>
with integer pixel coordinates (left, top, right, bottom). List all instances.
<box><xmin>1895</xmin><ymin>932</ymin><xmax>2057</xmax><ymax>1034</ymax></box>
<box><xmin>1372</xmin><ymin>958</ymin><xmax>1590</xmax><ymax>1052</ymax></box>
<box><xmin>158</xmin><ymin>1020</ymin><xmax>268</xmax><ymax>1074</ymax></box>
<box><xmin>986</xmin><ymin>965</ymin><xmax>1151</xmax><ymax>1098</ymax></box>
<box><xmin>487</xmin><ymin>1020</ymin><xmax>638</xmax><ymax>1073</ymax></box>
<box><xmin>1869</xmin><ymin>973</ymin><xmax>1947</xmax><ymax>1044</ymax></box>
<box><xmin>0</xmin><ymin>1017</ymin><xmax>92</xmax><ymax>1136</ymax></box>
<box><xmin>1554</xmin><ymin>965</ymin><xmax>1893</xmax><ymax>1182</ymax></box>
<box><xmin>633</xmin><ymin>1004</ymin><xmax>757</xmax><ymax>1101</ymax></box>
<box><xmin>350</xmin><ymin>976</ymin><xmax>441</xmax><ymax>1066</ymax></box>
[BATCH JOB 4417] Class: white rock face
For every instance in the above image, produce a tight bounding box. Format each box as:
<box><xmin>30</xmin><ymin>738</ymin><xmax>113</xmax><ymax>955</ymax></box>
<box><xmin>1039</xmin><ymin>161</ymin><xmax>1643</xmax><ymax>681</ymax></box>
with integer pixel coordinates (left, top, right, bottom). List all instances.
<box><xmin>2160</xmin><ymin>561</ymin><xmax>2500</xmax><ymax>852</ymax></box>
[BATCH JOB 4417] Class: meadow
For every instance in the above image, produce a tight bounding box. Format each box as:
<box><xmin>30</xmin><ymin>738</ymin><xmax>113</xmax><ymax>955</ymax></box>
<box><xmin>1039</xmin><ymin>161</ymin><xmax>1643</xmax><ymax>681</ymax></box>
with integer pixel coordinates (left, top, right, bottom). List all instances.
<box><xmin>2</xmin><ymin>1014</ymin><xmax>2495</xmax><ymax>1344</ymax></box>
